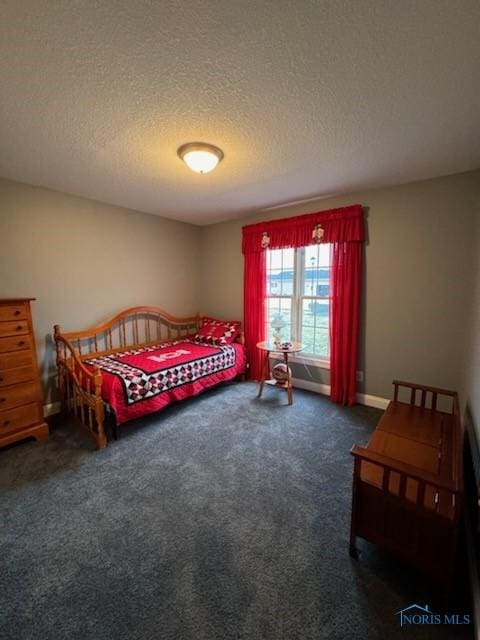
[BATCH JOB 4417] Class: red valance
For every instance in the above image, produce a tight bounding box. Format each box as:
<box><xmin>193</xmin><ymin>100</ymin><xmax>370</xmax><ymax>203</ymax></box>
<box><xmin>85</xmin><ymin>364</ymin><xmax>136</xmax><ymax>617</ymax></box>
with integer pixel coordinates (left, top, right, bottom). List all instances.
<box><xmin>242</xmin><ymin>204</ymin><xmax>363</xmax><ymax>254</ymax></box>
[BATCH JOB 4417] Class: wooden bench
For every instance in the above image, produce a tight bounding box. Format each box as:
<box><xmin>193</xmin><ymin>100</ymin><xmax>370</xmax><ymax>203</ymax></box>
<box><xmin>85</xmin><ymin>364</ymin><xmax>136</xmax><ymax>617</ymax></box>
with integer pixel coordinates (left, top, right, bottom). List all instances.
<box><xmin>349</xmin><ymin>380</ymin><xmax>463</xmax><ymax>583</ymax></box>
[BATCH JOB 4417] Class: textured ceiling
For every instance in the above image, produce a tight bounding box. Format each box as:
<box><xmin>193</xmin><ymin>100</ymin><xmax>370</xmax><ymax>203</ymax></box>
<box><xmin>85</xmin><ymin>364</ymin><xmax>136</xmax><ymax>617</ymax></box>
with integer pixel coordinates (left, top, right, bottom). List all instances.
<box><xmin>0</xmin><ymin>1</ymin><xmax>479</xmax><ymax>225</ymax></box>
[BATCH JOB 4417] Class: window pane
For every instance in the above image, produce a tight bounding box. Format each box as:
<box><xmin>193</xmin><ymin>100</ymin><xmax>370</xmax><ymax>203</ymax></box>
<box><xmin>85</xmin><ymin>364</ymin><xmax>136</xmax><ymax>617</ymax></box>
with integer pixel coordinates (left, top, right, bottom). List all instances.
<box><xmin>266</xmin><ymin>248</ymin><xmax>294</xmax><ymax>342</ymax></box>
<box><xmin>303</xmin><ymin>267</ymin><xmax>318</xmax><ymax>297</ymax></box>
<box><xmin>280</xmin><ymin>271</ymin><xmax>294</xmax><ymax>296</ymax></box>
<box><xmin>267</xmin><ymin>270</ymin><xmax>282</xmax><ymax>295</ymax></box>
<box><xmin>281</xmin><ymin>248</ymin><xmax>294</xmax><ymax>269</ymax></box>
<box><xmin>316</xmin><ymin>281</ymin><xmax>330</xmax><ymax>297</ymax></box>
<box><xmin>266</xmin><ymin>297</ymin><xmax>292</xmax><ymax>343</ymax></box>
<box><xmin>305</xmin><ymin>243</ymin><xmax>330</xmax><ymax>267</ymax></box>
<box><xmin>266</xmin><ymin>248</ymin><xmax>294</xmax><ymax>296</ymax></box>
<box><xmin>303</xmin><ymin>244</ymin><xmax>330</xmax><ymax>297</ymax></box>
<box><xmin>314</xmin><ymin>328</ymin><xmax>329</xmax><ymax>358</ymax></box>
<box><xmin>301</xmin><ymin>299</ymin><xmax>329</xmax><ymax>357</ymax></box>
<box><xmin>301</xmin><ymin>300</ymin><xmax>315</xmax><ymax>327</ymax></box>
<box><xmin>267</xmin><ymin>248</ymin><xmax>294</xmax><ymax>270</ymax></box>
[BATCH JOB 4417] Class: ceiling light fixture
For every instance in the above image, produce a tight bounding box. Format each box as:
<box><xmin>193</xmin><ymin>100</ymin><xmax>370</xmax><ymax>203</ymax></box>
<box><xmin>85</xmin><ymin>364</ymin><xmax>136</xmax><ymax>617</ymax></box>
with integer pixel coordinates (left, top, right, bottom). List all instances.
<box><xmin>177</xmin><ymin>142</ymin><xmax>224</xmax><ymax>174</ymax></box>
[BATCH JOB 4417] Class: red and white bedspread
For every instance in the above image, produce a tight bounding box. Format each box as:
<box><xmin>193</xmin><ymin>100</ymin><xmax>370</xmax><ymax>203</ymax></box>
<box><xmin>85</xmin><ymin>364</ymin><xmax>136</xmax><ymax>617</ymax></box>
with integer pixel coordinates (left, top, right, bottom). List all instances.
<box><xmin>85</xmin><ymin>339</ymin><xmax>246</xmax><ymax>425</ymax></box>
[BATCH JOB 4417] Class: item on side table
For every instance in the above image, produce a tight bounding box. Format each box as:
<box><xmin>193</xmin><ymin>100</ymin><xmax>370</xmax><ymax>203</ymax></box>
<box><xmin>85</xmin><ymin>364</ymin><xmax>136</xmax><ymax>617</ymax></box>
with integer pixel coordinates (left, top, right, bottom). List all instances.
<box><xmin>271</xmin><ymin>313</ymin><xmax>286</xmax><ymax>347</ymax></box>
<box><xmin>271</xmin><ymin>362</ymin><xmax>291</xmax><ymax>383</ymax></box>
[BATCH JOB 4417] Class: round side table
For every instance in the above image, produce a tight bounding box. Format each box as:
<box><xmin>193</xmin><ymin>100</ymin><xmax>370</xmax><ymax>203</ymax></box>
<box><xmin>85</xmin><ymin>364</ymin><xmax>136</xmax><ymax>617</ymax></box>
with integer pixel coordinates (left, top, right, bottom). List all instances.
<box><xmin>256</xmin><ymin>341</ymin><xmax>304</xmax><ymax>405</ymax></box>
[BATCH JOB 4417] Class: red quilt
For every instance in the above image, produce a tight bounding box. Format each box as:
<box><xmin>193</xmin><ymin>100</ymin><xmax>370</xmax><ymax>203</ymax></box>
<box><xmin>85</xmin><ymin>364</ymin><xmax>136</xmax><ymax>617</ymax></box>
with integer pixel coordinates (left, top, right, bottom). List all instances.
<box><xmin>85</xmin><ymin>339</ymin><xmax>246</xmax><ymax>424</ymax></box>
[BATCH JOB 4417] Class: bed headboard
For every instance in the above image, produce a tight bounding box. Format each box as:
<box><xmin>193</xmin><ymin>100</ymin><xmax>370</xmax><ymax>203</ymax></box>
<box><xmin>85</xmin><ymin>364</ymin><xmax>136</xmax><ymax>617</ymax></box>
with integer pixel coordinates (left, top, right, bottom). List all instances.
<box><xmin>54</xmin><ymin>306</ymin><xmax>201</xmax><ymax>360</ymax></box>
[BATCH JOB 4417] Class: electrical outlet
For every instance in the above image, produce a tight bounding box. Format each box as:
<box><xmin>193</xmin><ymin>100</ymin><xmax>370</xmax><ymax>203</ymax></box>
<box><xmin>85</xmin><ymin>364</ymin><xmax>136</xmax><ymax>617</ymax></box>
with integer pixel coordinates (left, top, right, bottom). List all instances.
<box><xmin>356</xmin><ymin>370</ymin><xmax>364</xmax><ymax>382</ymax></box>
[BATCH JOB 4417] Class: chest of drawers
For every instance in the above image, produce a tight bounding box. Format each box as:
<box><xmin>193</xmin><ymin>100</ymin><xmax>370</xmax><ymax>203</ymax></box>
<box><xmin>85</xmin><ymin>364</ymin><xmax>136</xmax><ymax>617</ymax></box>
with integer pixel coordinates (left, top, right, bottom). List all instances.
<box><xmin>0</xmin><ymin>298</ymin><xmax>48</xmax><ymax>448</ymax></box>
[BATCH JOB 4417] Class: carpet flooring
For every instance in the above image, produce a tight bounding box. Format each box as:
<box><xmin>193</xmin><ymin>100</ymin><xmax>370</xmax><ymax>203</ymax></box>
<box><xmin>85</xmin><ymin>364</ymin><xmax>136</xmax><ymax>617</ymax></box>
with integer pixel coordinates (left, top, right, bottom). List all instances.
<box><xmin>0</xmin><ymin>382</ymin><xmax>472</xmax><ymax>640</ymax></box>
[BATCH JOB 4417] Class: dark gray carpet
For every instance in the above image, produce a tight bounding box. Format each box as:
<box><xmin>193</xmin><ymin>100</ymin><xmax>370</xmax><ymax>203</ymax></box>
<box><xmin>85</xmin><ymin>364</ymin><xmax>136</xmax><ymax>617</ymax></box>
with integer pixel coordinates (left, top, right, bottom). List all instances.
<box><xmin>0</xmin><ymin>382</ymin><xmax>472</xmax><ymax>640</ymax></box>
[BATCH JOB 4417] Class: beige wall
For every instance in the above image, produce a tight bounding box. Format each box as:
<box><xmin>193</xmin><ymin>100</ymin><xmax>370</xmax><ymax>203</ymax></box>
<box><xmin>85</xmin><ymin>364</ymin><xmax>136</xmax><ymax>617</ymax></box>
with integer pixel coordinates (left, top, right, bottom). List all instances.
<box><xmin>199</xmin><ymin>171</ymin><xmax>479</xmax><ymax>400</ymax></box>
<box><xmin>0</xmin><ymin>178</ymin><xmax>201</xmax><ymax>403</ymax></box>
<box><xmin>1</xmin><ymin>171</ymin><xmax>478</xmax><ymax>408</ymax></box>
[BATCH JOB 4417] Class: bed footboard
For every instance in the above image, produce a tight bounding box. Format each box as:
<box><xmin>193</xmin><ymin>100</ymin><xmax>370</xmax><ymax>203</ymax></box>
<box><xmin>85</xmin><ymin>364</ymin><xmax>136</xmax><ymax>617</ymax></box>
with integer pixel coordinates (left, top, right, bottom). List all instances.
<box><xmin>54</xmin><ymin>326</ymin><xmax>106</xmax><ymax>449</ymax></box>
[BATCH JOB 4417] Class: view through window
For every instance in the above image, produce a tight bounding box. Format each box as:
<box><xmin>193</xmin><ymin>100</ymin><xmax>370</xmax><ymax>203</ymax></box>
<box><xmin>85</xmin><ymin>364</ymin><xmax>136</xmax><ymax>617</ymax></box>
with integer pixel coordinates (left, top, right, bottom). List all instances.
<box><xmin>266</xmin><ymin>244</ymin><xmax>331</xmax><ymax>358</ymax></box>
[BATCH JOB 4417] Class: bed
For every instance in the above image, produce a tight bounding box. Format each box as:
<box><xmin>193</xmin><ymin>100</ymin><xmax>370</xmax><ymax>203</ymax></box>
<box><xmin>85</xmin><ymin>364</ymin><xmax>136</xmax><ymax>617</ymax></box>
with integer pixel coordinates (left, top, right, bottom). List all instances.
<box><xmin>54</xmin><ymin>307</ymin><xmax>246</xmax><ymax>448</ymax></box>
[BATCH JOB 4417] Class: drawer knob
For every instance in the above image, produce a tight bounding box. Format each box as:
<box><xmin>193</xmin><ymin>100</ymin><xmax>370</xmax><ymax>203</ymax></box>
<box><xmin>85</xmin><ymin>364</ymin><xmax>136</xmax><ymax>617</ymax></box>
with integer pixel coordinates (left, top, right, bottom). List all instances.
<box><xmin>16</xmin><ymin>325</ymin><xmax>22</xmax><ymax>331</ymax></box>
<box><xmin>14</xmin><ymin>310</ymin><xmax>20</xmax><ymax>316</ymax></box>
<box><xmin>0</xmin><ymin>398</ymin><xmax>5</xmax><ymax>403</ymax></box>
<box><xmin>0</xmin><ymin>377</ymin><xmax>3</xmax><ymax>382</ymax></box>
<box><xmin>3</xmin><ymin>420</ymin><xmax>9</xmax><ymax>426</ymax></box>
<box><xmin>18</xmin><ymin>341</ymin><xmax>25</xmax><ymax>346</ymax></box>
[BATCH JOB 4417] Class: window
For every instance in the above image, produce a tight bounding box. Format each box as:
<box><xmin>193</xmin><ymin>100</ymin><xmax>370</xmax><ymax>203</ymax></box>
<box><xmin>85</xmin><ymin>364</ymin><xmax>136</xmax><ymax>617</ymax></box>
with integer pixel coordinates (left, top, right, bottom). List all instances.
<box><xmin>266</xmin><ymin>244</ymin><xmax>331</xmax><ymax>360</ymax></box>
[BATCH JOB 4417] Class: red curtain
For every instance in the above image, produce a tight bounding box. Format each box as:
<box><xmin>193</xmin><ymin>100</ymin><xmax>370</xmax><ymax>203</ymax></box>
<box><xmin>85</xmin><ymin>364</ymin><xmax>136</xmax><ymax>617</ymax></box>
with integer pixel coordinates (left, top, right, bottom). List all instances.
<box><xmin>242</xmin><ymin>205</ymin><xmax>363</xmax><ymax>253</ymax></box>
<box><xmin>330</xmin><ymin>241</ymin><xmax>362</xmax><ymax>406</ymax></box>
<box><xmin>243</xmin><ymin>250</ymin><xmax>266</xmax><ymax>380</ymax></box>
<box><xmin>242</xmin><ymin>205</ymin><xmax>363</xmax><ymax>402</ymax></box>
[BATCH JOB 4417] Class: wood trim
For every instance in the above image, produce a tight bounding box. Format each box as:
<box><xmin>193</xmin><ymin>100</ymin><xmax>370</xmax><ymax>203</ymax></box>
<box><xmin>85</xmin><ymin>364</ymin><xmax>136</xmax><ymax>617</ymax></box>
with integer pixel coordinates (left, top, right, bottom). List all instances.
<box><xmin>392</xmin><ymin>379</ymin><xmax>457</xmax><ymax>398</ymax></box>
<box><xmin>350</xmin><ymin>445</ymin><xmax>460</xmax><ymax>494</ymax></box>
<box><xmin>60</xmin><ymin>306</ymin><xmax>200</xmax><ymax>341</ymax></box>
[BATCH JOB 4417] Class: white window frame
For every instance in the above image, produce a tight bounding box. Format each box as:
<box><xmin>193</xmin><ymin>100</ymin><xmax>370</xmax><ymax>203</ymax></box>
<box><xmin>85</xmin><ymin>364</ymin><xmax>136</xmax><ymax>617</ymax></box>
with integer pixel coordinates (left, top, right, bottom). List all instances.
<box><xmin>266</xmin><ymin>246</ymin><xmax>330</xmax><ymax>368</ymax></box>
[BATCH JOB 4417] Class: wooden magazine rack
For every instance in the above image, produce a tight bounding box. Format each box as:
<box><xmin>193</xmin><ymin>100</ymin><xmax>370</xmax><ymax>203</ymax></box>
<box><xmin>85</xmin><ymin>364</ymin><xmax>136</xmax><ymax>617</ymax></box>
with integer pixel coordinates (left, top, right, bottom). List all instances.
<box><xmin>350</xmin><ymin>380</ymin><xmax>463</xmax><ymax>583</ymax></box>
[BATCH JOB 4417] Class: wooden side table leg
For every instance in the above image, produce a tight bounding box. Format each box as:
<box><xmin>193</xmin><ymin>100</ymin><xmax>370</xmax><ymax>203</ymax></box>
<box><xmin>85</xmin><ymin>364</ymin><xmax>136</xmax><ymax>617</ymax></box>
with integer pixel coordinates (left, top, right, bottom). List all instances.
<box><xmin>284</xmin><ymin>352</ymin><xmax>293</xmax><ymax>405</ymax></box>
<box><xmin>257</xmin><ymin>351</ymin><xmax>269</xmax><ymax>398</ymax></box>
<box><xmin>287</xmin><ymin>384</ymin><xmax>293</xmax><ymax>405</ymax></box>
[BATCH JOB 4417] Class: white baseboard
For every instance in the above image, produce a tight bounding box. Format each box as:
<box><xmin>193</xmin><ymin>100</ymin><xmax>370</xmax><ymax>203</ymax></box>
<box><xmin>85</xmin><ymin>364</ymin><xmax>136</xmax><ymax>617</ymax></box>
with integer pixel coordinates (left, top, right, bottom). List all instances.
<box><xmin>292</xmin><ymin>377</ymin><xmax>389</xmax><ymax>409</ymax></box>
<box><xmin>43</xmin><ymin>401</ymin><xmax>61</xmax><ymax>417</ymax></box>
<box><xmin>356</xmin><ymin>393</ymin><xmax>390</xmax><ymax>410</ymax></box>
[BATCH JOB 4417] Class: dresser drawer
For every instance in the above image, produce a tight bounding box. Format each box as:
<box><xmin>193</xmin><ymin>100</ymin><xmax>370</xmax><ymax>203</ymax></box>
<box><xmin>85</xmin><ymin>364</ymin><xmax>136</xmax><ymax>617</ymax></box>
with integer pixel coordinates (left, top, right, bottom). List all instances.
<box><xmin>0</xmin><ymin>320</ymin><xmax>29</xmax><ymax>338</ymax></box>
<box><xmin>0</xmin><ymin>382</ymin><xmax>38</xmax><ymax>411</ymax></box>
<box><xmin>0</xmin><ymin>305</ymin><xmax>27</xmax><ymax>322</ymax></box>
<box><xmin>0</xmin><ymin>335</ymin><xmax>33</xmax><ymax>353</ymax></box>
<box><xmin>0</xmin><ymin>402</ymin><xmax>40</xmax><ymax>435</ymax></box>
<box><xmin>0</xmin><ymin>351</ymin><xmax>34</xmax><ymax>370</ymax></box>
<box><xmin>0</xmin><ymin>366</ymin><xmax>35</xmax><ymax>387</ymax></box>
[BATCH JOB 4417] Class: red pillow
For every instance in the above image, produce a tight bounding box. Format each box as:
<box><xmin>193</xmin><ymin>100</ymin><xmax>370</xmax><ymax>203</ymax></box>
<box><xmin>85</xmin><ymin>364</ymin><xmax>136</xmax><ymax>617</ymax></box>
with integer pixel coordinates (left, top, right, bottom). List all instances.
<box><xmin>194</xmin><ymin>316</ymin><xmax>241</xmax><ymax>345</ymax></box>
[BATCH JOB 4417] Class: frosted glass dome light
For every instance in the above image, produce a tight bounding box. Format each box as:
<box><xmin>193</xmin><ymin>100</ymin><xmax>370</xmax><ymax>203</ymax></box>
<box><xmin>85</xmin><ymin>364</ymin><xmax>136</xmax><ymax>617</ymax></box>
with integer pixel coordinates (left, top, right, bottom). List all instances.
<box><xmin>177</xmin><ymin>142</ymin><xmax>224</xmax><ymax>174</ymax></box>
